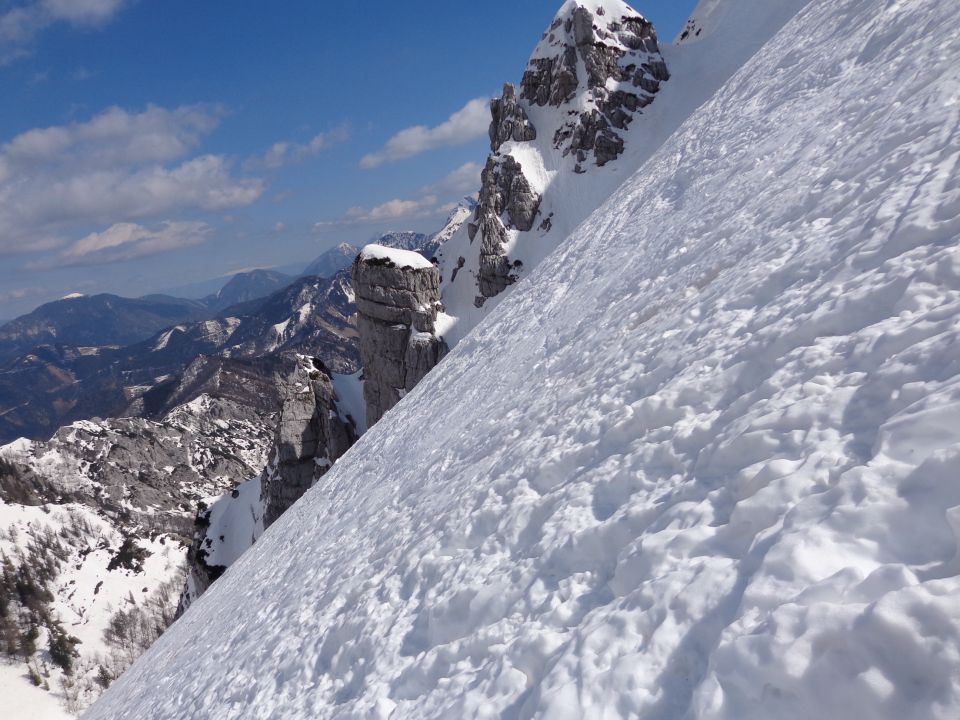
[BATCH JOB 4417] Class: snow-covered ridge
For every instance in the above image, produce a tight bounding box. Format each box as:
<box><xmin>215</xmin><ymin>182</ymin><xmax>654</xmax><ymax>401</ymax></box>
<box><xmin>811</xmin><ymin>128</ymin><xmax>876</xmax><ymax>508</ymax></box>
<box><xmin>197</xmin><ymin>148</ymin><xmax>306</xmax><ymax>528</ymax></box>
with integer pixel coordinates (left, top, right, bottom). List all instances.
<box><xmin>87</xmin><ymin>0</ymin><xmax>960</xmax><ymax>717</ymax></box>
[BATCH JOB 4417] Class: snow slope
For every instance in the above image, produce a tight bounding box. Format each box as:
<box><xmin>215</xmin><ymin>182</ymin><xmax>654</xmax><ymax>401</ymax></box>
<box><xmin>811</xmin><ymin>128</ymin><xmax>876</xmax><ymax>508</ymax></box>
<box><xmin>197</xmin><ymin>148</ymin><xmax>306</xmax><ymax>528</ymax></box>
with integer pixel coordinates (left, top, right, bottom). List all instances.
<box><xmin>88</xmin><ymin>0</ymin><xmax>960</xmax><ymax>718</ymax></box>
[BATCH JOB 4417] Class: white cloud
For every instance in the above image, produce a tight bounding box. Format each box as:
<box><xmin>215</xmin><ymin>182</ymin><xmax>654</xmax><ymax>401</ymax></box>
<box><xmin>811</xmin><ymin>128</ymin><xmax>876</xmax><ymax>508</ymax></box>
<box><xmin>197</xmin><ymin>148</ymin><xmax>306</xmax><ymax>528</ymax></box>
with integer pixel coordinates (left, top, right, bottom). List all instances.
<box><xmin>341</xmin><ymin>195</ymin><xmax>445</xmax><ymax>224</ymax></box>
<box><xmin>40</xmin><ymin>0</ymin><xmax>127</xmax><ymax>25</ymax></box>
<box><xmin>248</xmin><ymin>125</ymin><xmax>350</xmax><ymax>170</ymax></box>
<box><xmin>0</xmin><ymin>106</ymin><xmax>263</xmax><ymax>255</ymax></box>
<box><xmin>420</xmin><ymin>162</ymin><xmax>483</xmax><ymax>196</ymax></box>
<box><xmin>0</xmin><ymin>285</ymin><xmax>48</xmax><ymax>304</ymax></box>
<box><xmin>3</xmin><ymin>104</ymin><xmax>224</xmax><ymax>168</ymax></box>
<box><xmin>54</xmin><ymin>220</ymin><xmax>213</xmax><ymax>266</ymax></box>
<box><xmin>360</xmin><ymin>98</ymin><xmax>489</xmax><ymax>168</ymax></box>
<box><xmin>1</xmin><ymin>0</ymin><xmax>128</xmax><ymax>63</ymax></box>
<box><xmin>320</xmin><ymin>161</ymin><xmax>481</xmax><ymax>228</ymax></box>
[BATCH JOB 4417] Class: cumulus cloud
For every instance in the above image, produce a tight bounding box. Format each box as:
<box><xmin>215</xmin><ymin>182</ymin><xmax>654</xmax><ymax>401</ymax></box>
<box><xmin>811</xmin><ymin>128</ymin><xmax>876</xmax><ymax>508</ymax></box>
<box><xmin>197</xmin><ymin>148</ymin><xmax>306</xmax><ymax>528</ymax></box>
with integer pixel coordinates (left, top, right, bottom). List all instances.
<box><xmin>1</xmin><ymin>0</ymin><xmax>128</xmax><ymax>63</ymax></box>
<box><xmin>3</xmin><ymin>104</ymin><xmax>224</xmax><ymax>168</ymax></box>
<box><xmin>360</xmin><ymin>98</ymin><xmax>489</xmax><ymax>168</ymax></box>
<box><xmin>320</xmin><ymin>161</ymin><xmax>481</xmax><ymax>227</ymax></box>
<box><xmin>0</xmin><ymin>105</ymin><xmax>263</xmax><ymax>255</ymax></box>
<box><xmin>338</xmin><ymin>195</ymin><xmax>448</xmax><ymax>224</ymax></box>
<box><xmin>53</xmin><ymin>221</ymin><xmax>213</xmax><ymax>266</ymax></box>
<box><xmin>248</xmin><ymin>125</ymin><xmax>350</xmax><ymax>170</ymax></box>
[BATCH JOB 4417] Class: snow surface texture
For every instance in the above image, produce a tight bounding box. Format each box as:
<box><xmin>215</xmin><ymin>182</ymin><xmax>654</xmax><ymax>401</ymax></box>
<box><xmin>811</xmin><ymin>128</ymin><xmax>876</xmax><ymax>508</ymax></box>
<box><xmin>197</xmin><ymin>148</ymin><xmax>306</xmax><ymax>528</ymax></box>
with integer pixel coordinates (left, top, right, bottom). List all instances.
<box><xmin>88</xmin><ymin>0</ymin><xmax>960</xmax><ymax>718</ymax></box>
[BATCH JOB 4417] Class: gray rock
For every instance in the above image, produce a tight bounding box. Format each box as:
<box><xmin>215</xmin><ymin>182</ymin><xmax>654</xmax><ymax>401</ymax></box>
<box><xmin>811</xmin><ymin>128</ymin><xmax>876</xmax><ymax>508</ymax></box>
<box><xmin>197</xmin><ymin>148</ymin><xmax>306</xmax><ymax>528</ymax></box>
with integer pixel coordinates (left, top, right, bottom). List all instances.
<box><xmin>259</xmin><ymin>355</ymin><xmax>356</xmax><ymax>527</ymax></box>
<box><xmin>472</xmin><ymin>155</ymin><xmax>543</xmax><ymax>299</ymax></box>
<box><xmin>520</xmin><ymin>4</ymin><xmax>669</xmax><ymax>168</ymax></box>
<box><xmin>352</xmin><ymin>252</ymin><xmax>447</xmax><ymax>426</ymax></box>
<box><xmin>489</xmin><ymin>83</ymin><xmax>537</xmax><ymax>152</ymax></box>
<box><xmin>179</xmin><ymin>354</ymin><xmax>358</xmax><ymax>611</ymax></box>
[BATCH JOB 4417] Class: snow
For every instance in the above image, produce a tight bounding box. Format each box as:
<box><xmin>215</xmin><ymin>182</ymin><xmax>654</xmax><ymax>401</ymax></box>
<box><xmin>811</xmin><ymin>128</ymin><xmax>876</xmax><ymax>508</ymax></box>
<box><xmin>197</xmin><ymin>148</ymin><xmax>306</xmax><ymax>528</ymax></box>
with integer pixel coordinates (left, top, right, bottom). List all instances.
<box><xmin>152</xmin><ymin>326</ymin><xmax>186</xmax><ymax>351</ymax></box>
<box><xmin>332</xmin><ymin>371</ymin><xmax>367</xmax><ymax>435</ymax></box>
<box><xmin>195</xmin><ymin>478</ymin><xmax>264</xmax><ymax>570</ymax></box>
<box><xmin>360</xmin><ymin>244</ymin><xmax>435</xmax><ymax>270</ymax></box>
<box><xmin>88</xmin><ymin>0</ymin><xmax>960</xmax><ymax>718</ymax></box>
<box><xmin>0</xmin><ymin>501</ymin><xmax>185</xmax><ymax>715</ymax></box>
<box><xmin>0</xmin><ymin>663</ymin><xmax>70</xmax><ymax>720</ymax></box>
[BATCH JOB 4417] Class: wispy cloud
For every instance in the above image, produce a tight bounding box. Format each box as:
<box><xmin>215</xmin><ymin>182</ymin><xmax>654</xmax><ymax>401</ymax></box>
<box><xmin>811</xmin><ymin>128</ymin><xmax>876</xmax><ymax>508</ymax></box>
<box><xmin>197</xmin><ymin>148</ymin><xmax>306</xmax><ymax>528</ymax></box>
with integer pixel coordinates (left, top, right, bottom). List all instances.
<box><xmin>247</xmin><ymin>125</ymin><xmax>350</xmax><ymax>171</ymax></box>
<box><xmin>360</xmin><ymin>98</ymin><xmax>489</xmax><ymax>168</ymax></box>
<box><xmin>1</xmin><ymin>0</ymin><xmax>129</xmax><ymax>64</ymax></box>
<box><xmin>0</xmin><ymin>285</ymin><xmax>48</xmax><ymax>304</ymax></box>
<box><xmin>0</xmin><ymin>105</ymin><xmax>263</xmax><ymax>256</ymax></box>
<box><xmin>420</xmin><ymin>162</ymin><xmax>483</xmax><ymax>196</ymax></box>
<box><xmin>45</xmin><ymin>220</ymin><xmax>213</xmax><ymax>267</ymax></box>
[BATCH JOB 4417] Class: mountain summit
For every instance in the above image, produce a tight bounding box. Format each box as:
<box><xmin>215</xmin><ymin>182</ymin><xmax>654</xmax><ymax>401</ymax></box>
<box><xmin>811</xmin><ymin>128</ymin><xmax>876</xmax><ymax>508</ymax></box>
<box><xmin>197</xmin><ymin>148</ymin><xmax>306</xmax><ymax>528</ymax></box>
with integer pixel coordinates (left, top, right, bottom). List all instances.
<box><xmin>436</xmin><ymin>1</ymin><xmax>670</xmax><ymax>342</ymax></box>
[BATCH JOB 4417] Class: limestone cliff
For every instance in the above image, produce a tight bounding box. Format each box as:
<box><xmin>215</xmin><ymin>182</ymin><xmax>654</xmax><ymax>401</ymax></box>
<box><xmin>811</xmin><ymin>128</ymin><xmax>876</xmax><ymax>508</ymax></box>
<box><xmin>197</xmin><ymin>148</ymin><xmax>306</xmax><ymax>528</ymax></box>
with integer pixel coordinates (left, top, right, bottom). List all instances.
<box><xmin>352</xmin><ymin>246</ymin><xmax>447</xmax><ymax>426</ymax></box>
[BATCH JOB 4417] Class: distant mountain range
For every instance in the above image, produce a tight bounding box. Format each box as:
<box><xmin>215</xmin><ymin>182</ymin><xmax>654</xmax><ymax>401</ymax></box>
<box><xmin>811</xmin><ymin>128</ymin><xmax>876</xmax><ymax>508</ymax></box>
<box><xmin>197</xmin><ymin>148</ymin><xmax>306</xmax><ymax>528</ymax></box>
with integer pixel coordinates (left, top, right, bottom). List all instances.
<box><xmin>0</xmin><ymin>270</ymin><xmax>359</xmax><ymax>444</ymax></box>
<box><xmin>0</xmin><ymin>294</ymin><xmax>210</xmax><ymax>366</ymax></box>
<box><xmin>0</xmin><ymin>219</ymin><xmax>473</xmax><ymax>444</ymax></box>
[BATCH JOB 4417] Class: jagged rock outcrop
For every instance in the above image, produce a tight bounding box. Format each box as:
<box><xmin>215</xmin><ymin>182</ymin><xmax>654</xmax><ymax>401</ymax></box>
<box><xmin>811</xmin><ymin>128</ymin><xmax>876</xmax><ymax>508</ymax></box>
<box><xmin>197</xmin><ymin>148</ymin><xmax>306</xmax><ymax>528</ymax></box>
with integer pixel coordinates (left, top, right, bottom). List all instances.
<box><xmin>489</xmin><ymin>83</ymin><xmax>537</xmax><ymax>152</ymax></box>
<box><xmin>180</xmin><ymin>354</ymin><xmax>358</xmax><ymax>608</ymax></box>
<box><xmin>469</xmin><ymin>154</ymin><xmax>542</xmax><ymax>301</ymax></box>
<box><xmin>352</xmin><ymin>246</ymin><xmax>446</xmax><ymax>426</ymax></box>
<box><xmin>259</xmin><ymin>355</ymin><xmax>356</xmax><ymax>526</ymax></box>
<box><xmin>452</xmin><ymin>1</ymin><xmax>670</xmax><ymax>310</ymax></box>
<box><xmin>0</xmin><ymin>395</ymin><xmax>273</xmax><ymax>537</ymax></box>
<box><xmin>523</xmin><ymin>2</ymin><xmax>669</xmax><ymax>169</ymax></box>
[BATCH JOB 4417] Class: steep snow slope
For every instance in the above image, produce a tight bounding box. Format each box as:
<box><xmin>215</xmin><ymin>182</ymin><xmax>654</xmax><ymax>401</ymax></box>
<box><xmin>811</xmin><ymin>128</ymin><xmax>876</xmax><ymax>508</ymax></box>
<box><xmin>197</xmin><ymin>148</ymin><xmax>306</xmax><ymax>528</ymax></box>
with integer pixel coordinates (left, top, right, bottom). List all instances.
<box><xmin>88</xmin><ymin>0</ymin><xmax>960</xmax><ymax>718</ymax></box>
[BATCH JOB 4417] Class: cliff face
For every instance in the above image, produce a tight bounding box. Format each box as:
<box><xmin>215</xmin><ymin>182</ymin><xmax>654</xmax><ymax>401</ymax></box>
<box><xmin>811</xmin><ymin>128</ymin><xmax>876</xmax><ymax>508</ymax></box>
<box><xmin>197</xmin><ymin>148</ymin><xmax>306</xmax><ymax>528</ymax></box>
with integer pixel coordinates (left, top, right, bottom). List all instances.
<box><xmin>351</xmin><ymin>2</ymin><xmax>672</xmax><ymax>425</ymax></box>
<box><xmin>259</xmin><ymin>355</ymin><xmax>356</xmax><ymax>527</ymax></box>
<box><xmin>351</xmin><ymin>247</ymin><xmax>447</xmax><ymax>426</ymax></box>
<box><xmin>178</xmin><ymin>354</ymin><xmax>359</xmax><ymax>608</ymax></box>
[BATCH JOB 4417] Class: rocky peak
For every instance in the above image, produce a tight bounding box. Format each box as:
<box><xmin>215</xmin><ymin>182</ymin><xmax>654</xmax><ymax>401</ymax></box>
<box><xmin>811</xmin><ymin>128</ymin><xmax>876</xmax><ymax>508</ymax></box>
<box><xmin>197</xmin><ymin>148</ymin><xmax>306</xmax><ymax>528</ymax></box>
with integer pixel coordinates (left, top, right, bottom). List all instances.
<box><xmin>523</xmin><ymin>0</ymin><xmax>669</xmax><ymax>168</ymax></box>
<box><xmin>468</xmin><ymin>155</ymin><xmax>542</xmax><ymax>301</ymax></box>
<box><xmin>351</xmin><ymin>246</ymin><xmax>446</xmax><ymax>426</ymax></box>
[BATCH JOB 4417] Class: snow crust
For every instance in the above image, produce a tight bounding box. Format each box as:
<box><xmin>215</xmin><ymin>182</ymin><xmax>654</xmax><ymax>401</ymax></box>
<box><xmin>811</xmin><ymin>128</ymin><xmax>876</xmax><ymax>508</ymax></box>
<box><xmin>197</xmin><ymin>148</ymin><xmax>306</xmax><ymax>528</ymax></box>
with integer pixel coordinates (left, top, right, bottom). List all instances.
<box><xmin>360</xmin><ymin>244</ymin><xmax>435</xmax><ymax>271</ymax></box>
<box><xmin>89</xmin><ymin>0</ymin><xmax>960</xmax><ymax>718</ymax></box>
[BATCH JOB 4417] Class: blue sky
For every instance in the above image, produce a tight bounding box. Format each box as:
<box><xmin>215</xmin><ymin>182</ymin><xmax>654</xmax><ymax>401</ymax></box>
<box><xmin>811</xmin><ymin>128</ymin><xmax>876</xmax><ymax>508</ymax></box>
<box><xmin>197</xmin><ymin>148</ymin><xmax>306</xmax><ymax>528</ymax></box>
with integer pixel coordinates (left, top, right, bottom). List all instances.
<box><xmin>0</xmin><ymin>0</ymin><xmax>697</xmax><ymax>318</ymax></box>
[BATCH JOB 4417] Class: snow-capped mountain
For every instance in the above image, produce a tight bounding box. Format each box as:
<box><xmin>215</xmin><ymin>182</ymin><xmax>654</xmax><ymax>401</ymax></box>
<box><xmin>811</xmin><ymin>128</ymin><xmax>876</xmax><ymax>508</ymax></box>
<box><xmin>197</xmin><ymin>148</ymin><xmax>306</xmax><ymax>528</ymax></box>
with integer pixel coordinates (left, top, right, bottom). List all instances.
<box><xmin>374</xmin><ymin>231</ymin><xmax>430</xmax><ymax>253</ymax></box>
<box><xmin>85</xmin><ymin>0</ymin><xmax>960</xmax><ymax>719</ymax></box>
